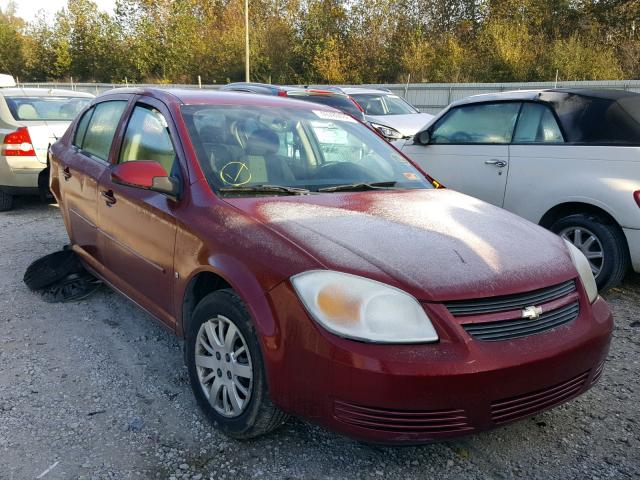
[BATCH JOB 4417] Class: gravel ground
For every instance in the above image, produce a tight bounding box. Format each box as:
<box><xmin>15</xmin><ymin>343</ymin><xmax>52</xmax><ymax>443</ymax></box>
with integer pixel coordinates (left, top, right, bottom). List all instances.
<box><xmin>1</xmin><ymin>198</ymin><xmax>638</xmax><ymax>480</ymax></box>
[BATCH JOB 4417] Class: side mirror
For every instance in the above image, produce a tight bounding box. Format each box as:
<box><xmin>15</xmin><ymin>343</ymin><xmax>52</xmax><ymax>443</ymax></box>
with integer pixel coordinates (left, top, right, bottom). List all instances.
<box><xmin>414</xmin><ymin>130</ymin><xmax>431</xmax><ymax>145</ymax></box>
<box><xmin>111</xmin><ymin>160</ymin><xmax>179</xmax><ymax>198</ymax></box>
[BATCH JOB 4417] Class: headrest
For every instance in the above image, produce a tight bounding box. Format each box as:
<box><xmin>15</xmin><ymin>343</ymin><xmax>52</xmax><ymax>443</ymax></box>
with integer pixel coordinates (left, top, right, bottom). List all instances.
<box><xmin>246</xmin><ymin>128</ymin><xmax>279</xmax><ymax>156</ymax></box>
<box><xmin>199</xmin><ymin>125</ymin><xmax>224</xmax><ymax>144</ymax></box>
<box><xmin>17</xmin><ymin>104</ymin><xmax>38</xmax><ymax>120</ymax></box>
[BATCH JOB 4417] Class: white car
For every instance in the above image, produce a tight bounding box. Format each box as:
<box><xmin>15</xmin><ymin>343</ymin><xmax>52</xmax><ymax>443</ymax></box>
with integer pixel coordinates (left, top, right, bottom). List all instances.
<box><xmin>333</xmin><ymin>87</ymin><xmax>434</xmax><ymax>140</ymax></box>
<box><xmin>401</xmin><ymin>88</ymin><xmax>640</xmax><ymax>290</ymax></box>
<box><xmin>0</xmin><ymin>75</ymin><xmax>93</xmax><ymax>211</ymax></box>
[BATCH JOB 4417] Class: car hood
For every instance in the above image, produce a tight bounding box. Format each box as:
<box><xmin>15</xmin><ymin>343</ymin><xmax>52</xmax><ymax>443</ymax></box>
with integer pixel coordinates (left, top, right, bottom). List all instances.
<box><xmin>366</xmin><ymin>113</ymin><xmax>434</xmax><ymax>137</ymax></box>
<box><xmin>224</xmin><ymin>189</ymin><xmax>576</xmax><ymax>302</ymax></box>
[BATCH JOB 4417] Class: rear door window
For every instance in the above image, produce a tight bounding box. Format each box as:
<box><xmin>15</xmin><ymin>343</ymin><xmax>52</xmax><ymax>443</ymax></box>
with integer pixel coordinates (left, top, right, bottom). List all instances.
<box><xmin>431</xmin><ymin>102</ymin><xmax>521</xmax><ymax>144</ymax></box>
<box><xmin>80</xmin><ymin>101</ymin><xmax>127</xmax><ymax>161</ymax></box>
<box><xmin>513</xmin><ymin>103</ymin><xmax>564</xmax><ymax>143</ymax></box>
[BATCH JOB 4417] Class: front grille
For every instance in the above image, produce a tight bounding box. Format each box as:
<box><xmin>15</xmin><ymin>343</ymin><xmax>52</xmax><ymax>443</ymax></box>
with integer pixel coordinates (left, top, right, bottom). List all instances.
<box><xmin>334</xmin><ymin>400</ymin><xmax>472</xmax><ymax>434</ymax></box>
<box><xmin>445</xmin><ymin>280</ymin><xmax>576</xmax><ymax>317</ymax></box>
<box><xmin>462</xmin><ymin>301</ymin><xmax>579</xmax><ymax>341</ymax></box>
<box><xmin>491</xmin><ymin>370</ymin><xmax>589</xmax><ymax>424</ymax></box>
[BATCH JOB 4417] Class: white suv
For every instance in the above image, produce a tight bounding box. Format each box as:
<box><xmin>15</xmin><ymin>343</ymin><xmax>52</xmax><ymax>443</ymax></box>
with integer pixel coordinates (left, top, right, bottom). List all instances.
<box><xmin>401</xmin><ymin>89</ymin><xmax>640</xmax><ymax>290</ymax></box>
<box><xmin>0</xmin><ymin>75</ymin><xmax>93</xmax><ymax>211</ymax></box>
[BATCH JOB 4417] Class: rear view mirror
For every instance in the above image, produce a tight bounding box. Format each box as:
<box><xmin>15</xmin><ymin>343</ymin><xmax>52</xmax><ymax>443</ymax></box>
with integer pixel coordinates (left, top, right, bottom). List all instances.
<box><xmin>111</xmin><ymin>160</ymin><xmax>179</xmax><ymax>198</ymax></box>
<box><xmin>414</xmin><ymin>130</ymin><xmax>431</xmax><ymax>145</ymax></box>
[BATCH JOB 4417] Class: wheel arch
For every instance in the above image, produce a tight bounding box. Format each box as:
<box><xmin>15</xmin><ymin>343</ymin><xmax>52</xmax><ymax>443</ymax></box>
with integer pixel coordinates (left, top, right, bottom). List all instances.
<box><xmin>539</xmin><ymin>201</ymin><xmax>621</xmax><ymax>231</ymax></box>
<box><xmin>181</xmin><ymin>269</ymin><xmax>232</xmax><ymax>339</ymax></box>
<box><xmin>538</xmin><ymin>201</ymin><xmax>631</xmax><ymax>274</ymax></box>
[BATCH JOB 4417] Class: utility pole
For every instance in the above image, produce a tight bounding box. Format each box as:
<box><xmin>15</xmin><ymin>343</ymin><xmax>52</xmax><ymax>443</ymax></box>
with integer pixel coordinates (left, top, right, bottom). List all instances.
<box><xmin>245</xmin><ymin>0</ymin><xmax>250</xmax><ymax>82</ymax></box>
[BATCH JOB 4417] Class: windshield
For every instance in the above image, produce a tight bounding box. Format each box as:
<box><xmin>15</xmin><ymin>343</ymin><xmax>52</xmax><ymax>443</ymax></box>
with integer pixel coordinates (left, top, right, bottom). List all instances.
<box><xmin>181</xmin><ymin>105</ymin><xmax>431</xmax><ymax>194</ymax></box>
<box><xmin>351</xmin><ymin>93</ymin><xmax>418</xmax><ymax>115</ymax></box>
<box><xmin>5</xmin><ymin>96</ymin><xmax>91</xmax><ymax>121</ymax></box>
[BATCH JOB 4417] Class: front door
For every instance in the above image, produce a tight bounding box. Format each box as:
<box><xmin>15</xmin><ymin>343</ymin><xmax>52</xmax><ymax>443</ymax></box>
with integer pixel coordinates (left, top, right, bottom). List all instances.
<box><xmin>402</xmin><ymin>102</ymin><xmax>521</xmax><ymax>207</ymax></box>
<box><xmin>98</xmin><ymin>98</ymin><xmax>182</xmax><ymax>326</ymax></box>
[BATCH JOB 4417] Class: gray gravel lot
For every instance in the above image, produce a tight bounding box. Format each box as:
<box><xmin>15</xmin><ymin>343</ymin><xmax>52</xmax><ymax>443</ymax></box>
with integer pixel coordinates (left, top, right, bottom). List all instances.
<box><xmin>1</xmin><ymin>198</ymin><xmax>638</xmax><ymax>480</ymax></box>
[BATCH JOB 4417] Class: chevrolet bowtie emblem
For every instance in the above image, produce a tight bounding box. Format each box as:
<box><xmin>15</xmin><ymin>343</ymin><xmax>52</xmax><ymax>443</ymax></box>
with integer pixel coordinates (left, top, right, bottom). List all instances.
<box><xmin>522</xmin><ymin>306</ymin><xmax>543</xmax><ymax>320</ymax></box>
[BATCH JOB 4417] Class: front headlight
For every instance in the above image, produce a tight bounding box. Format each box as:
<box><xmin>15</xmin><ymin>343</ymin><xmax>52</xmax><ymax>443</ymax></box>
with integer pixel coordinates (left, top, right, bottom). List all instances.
<box><xmin>564</xmin><ymin>240</ymin><xmax>598</xmax><ymax>303</ymax></box>
<box><xmin>291</xmin><ymin>270</ymin><xmax>439</xmax><ymax>343</ymax></box>
<box><xmin>370</xmin><ymin>122</ymin><xmax>403</xmax><ymax>140</ymax></box>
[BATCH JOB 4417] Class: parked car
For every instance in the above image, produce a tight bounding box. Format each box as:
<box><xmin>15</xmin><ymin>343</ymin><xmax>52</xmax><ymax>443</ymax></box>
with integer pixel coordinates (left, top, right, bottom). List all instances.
<box><xmin>50</xmin><ymin>88</ymin><xmax>611</xmax><ymax>444</ymax></box>
<box><xmin>221</xmin><ymin>82</ymin><xmax>366</xmax><ymax>122</ymax></box>
<box><xmin>0</xmin><ymin>76</ymin><xmax>93</xmax><ymax>211</ymax></box>
<box><xmin>401</xmin><ymin>88</ymin><xmax>640</xmax><ymax>291</ymax></box>
<box><xmin>332</xmin><ymin>86</ymin><xmax>434</xmax><ymax>139</ymax></box>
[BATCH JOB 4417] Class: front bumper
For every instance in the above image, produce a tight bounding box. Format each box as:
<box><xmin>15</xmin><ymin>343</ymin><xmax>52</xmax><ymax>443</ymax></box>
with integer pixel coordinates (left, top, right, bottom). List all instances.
<box><xmin>0</xmin><ymin>154</ymin><xmax>46</xmax><ymax>191</ymax></box>
<box><xmin>264</xmin><ymin>282</ymin><xmax>613</xmax><ymax>444</ymax></box>
<box><xmin>623</xmin><ymin>227</ymin><xmax>640</xmax><ymax>273</ymax></box>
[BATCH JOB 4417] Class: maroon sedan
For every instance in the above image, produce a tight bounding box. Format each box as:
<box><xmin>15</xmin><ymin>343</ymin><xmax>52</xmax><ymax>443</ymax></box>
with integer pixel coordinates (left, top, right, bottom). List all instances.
<box><xmin>49</xmin><ymin>88</ymin><xmax>612</xmax><ymax>444</ymax></box>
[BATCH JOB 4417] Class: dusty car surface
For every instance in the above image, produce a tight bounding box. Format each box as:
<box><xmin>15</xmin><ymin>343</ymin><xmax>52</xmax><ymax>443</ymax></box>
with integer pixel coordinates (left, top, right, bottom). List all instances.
<box><xmin>0</xmin><ymin>76</ymin><xmax>93</xmax><ymax>211</ymax></box>
<box><xmin>49</xmin><ymin>88</ymin><xmax>612</xmax><ymax>444</ymax></box>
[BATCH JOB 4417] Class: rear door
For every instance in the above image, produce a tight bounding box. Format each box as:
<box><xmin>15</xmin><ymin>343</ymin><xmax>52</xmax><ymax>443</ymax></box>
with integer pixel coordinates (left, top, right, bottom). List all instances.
<box><xmin>97</xmin><ymin>97</ymin><xmax>182</xmax><ymax>326</ymax></box>
<box><xmin>402</xmin><ymin>102</ymin><xmax>521</xmax><ymax>206</ymax></box>
<box><xmin>54</xmin><ymin>98</ymin><xmax>129</xmax><ymax>268</ymax></box>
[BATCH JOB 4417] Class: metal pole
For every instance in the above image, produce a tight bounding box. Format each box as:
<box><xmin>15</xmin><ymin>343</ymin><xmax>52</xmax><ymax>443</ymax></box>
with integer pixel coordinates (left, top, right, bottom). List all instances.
<box><xmin>244</xmin><ymin>0</ymin><xmax>250</xmax><ymax>82</ymax></box>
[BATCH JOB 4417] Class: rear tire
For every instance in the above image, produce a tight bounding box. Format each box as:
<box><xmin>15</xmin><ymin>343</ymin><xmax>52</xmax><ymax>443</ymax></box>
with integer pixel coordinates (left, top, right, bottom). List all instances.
<box><xmin>551</xmin><ymin>213</ymin><xmax>629</xmax><ymax>291</ymax></box>
<box><xmin>186</xmin><ymin>289</ymin><xmax>287</xmax><ymax>439</ymax></box>
<box><xmin>0</xmin><ymin>190</ymin><xmax>13</xmax><ymax>211</ymax></box>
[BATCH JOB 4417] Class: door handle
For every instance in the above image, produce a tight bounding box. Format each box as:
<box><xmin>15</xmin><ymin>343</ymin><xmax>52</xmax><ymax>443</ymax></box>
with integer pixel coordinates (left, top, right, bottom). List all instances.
<box><xmin>101</xmin><ymin>190</ymin><xmax>116</xmax><ymax>206</ymax></box>
<box><xmin>63</xmin><ymin>167</ymin><xmax>72</xmax><ymax>180</ymax></box>
<box><xmin>484</xmin><ymin>159</ymin><xmax>507</xmax><ymax>168</ymax></box>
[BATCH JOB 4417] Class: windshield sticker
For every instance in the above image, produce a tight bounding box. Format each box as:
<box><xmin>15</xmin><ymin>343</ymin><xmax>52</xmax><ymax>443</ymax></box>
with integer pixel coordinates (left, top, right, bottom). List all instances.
<box><xmin>220</xmin><ymin>162</ymin><xmax>252</xmax><ymax>186</ymax></box>
<box><xmin>312</xmin><ymin>110</ymin><xmax>357</xmax><ymax>123</ymax></box>
<box><xmin>402</xmin><ymin>172</ymin><xmax>420</xmax><ymax>181</ymax></box>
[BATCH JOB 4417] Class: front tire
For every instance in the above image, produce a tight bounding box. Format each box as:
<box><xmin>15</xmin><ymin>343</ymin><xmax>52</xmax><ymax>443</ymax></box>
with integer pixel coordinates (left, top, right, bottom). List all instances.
<box><xmin>0</xmin><ymin>190</ymin><xmax>13</xmax><ymax>211</ymax></box>
<box><xmin>551</xmin><ymin>213</ymin><xmax>629</xmax><ymax>291</ymax></box>
<box><xmin>186</xmin><ymin>289</ymin><xmax>287</xmax><ymax>439</ymax></box>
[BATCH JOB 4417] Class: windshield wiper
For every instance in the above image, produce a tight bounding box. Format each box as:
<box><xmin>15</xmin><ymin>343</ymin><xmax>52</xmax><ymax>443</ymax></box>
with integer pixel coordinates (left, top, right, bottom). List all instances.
<box><xmin>218</xmin><ymin>184</ymin><xmax>310</xmax><ymax>196</ymax></box>
<box><xmin>318</xmin><ymin>181</ymin><xmax>397</xmax><ymax>193</ymax></box>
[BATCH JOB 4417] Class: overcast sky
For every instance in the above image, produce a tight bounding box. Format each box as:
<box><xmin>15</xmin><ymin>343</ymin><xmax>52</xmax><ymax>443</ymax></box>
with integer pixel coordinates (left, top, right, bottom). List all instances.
<box><xmin>0</xmin><ymin>0</ymin><xmax>116</xmax><ymax>21</ymax></box>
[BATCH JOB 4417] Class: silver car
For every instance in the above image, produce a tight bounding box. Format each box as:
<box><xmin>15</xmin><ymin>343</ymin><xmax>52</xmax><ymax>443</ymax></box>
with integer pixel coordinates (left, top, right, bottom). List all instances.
<box><xmin>336</xmin><ymin>87</ymin><xmax>434</xmax><ymax>140</ymax></box>
<box><xmin>0</xmin><ymin>77</ymin><xmax>93</xmax><ymax>211</ymax></box>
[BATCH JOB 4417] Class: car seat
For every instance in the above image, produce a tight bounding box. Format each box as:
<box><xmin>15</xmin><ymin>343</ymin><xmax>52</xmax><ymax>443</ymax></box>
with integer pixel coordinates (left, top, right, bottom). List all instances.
<box><xmin>242</xmin><ymin>129</ymin><xmax>295</xmax><ymax>185</ymax></box>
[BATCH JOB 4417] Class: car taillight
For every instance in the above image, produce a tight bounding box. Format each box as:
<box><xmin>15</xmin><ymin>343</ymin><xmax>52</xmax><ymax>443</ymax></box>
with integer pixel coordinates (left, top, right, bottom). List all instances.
<box><xmin>277</xmin><ymin>90</ymin><xmax>288</xmax><ymax>97</ymax></box>
<box><xmin>634</xmin><ymin>190</ymin><xmax>640</xmax><ymax>208</ymax></box>
<box><xmin>2</xmin><ymin>127</ymin><xmax>36</xmax><ymax>156</ymax></box>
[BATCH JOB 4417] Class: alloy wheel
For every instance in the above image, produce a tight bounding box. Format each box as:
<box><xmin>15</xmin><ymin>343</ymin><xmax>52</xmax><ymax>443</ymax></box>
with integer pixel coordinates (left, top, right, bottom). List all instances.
<box><xmin>559</xmin><ymin>226</ymin><xmax>604</xmax><ymax>278</ymax></box>
<box><xmin>195</xmin><ymin>315</ymin><xmax>253</xmax><ymax>418</ymax></box>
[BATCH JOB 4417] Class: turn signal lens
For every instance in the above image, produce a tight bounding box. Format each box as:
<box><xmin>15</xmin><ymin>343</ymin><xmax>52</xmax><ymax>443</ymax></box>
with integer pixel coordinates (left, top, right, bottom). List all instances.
<box><xmin>2</xmin><ymin>127</ymin><xmax>36</xmax><ymax>156</ymax></box>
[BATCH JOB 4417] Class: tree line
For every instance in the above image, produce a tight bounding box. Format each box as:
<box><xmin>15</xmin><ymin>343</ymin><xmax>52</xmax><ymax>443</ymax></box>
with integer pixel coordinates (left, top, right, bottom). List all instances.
<box><xmin>0</xmin><ymin>0</ymin><xmax>638</xmax><ymax>84</ymax></box>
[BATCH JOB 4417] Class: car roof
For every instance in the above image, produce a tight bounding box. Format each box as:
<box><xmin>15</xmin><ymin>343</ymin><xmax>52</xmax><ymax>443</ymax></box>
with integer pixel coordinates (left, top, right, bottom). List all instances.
<box><xmin>100</xmin><ymin>87</ymin><xmax>340</xmax><ymax>111</ymax></box>
<box><xmin>450</xmin><ymin>88</ymin><xmax>638</xmax><ymax>107</ymax></box>
<box><xmin>0</xmin><ymin>87</ymin><xmax>94</xmax><ymax>98</ymax></box>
